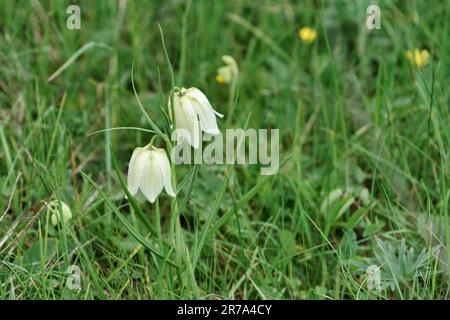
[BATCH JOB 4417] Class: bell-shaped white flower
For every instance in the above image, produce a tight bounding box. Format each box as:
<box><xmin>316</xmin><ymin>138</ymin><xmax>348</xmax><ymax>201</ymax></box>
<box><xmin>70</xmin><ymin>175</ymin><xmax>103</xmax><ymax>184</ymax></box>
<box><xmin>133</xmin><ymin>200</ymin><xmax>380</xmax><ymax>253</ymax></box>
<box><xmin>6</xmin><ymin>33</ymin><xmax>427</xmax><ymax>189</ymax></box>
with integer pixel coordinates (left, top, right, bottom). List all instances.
<box><xmin>46</xmin><ymin>200</ymin><xmax>72</xmax><ymax>226</ymax></box>
<box><xmin>216</xmin><ymin>55</ymin><xmax>239</xmax><ymax>85</ymax></box>
<box><xmin>127</xmin><ymin>146</ymin><xmax>176</xmax><ymax>203</ymax></box>
<box><xmin>171</xmin><ymin>87</ymin><xmax>223</xmax><ymax>149</ymax></box>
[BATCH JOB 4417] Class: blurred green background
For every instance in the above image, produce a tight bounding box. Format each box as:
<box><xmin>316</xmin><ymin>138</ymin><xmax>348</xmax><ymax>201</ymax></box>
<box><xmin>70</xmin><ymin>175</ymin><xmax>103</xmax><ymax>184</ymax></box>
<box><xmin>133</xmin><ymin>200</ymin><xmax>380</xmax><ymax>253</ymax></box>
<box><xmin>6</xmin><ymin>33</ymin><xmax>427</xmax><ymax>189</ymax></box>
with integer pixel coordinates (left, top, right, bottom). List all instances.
<box><xmin>0</xmin><ymin>0</ymin><xmax>449</xmax><ymax>299</ymax></box>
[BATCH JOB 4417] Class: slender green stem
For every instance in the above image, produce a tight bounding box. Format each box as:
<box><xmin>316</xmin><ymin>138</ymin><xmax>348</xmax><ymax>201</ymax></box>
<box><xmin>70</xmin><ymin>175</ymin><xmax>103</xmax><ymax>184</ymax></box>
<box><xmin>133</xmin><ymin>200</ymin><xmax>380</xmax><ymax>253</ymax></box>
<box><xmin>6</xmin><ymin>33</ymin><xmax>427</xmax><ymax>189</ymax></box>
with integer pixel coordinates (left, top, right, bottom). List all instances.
<box><xmin>159</xmin><ymin>25</ymin><xmax>176</xmax><ymax>132</ymax></box>
<box><xmin>225</xmin><ymin>78</ymin><xmax>238</xmax><ymax>127</ymax></box>
<box><xmin>0</xmin><ymin>125</ymin><xmax>12</xmax><ymax>172</ymax></box>
<box><xmin>178</xmin><ymin>0</ymin><xmax>192</xmax><ymax>85</ymax></box>
<box><xmin>159</xmin><ymin>24</ymin><xmax>191</xmax><ymax>293</ymax></box>
<box><xmin>131</xmin><ymin>62</ymin><xmax>171</xmax><ymax>146</ymax></box>
<box><xmin>154</xmin><ymin>198</ymin><xmax>162</xmax><ymax>241</ymax></box>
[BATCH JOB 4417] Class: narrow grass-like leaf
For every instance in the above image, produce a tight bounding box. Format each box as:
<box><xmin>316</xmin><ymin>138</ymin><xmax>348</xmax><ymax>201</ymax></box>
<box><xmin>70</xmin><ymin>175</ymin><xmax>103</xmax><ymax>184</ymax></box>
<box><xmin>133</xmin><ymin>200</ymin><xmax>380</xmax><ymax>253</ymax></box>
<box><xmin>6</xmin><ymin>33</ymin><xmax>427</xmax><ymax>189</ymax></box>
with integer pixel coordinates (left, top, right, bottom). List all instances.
<box><xmin>81</xmin><ymin>171</ymin><xmax>179</xmax><ymax>268</ymax></box>
<box><xmin>192</xmin><ymin>168</ymin><xmax>231</xmax><ymax>270</ymax></box>
<box><xmin>110</xmin><ymin>147</ymin><xmax>155</xmax><ymax>235</ymax></box>
<box><xmin>47</xmin><ymin>42</ymin><xmax>113</xmax><ymax>82</ymax></box>
<box><xmin>177</xmin><ymin>164</ymin><xmax>199</xmax><ymax>217</ymax></box>
<box><xmin>210</xmin><ymin>156</ymin><xmax>291</xmax><ymax>236</ymax></box>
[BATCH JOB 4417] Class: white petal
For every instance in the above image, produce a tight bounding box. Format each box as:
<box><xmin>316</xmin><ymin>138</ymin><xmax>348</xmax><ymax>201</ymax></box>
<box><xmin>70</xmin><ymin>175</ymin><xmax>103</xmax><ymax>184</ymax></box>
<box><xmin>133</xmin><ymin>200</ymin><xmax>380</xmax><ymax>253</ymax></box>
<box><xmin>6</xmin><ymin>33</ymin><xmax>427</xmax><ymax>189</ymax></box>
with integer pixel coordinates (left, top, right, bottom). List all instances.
<box><xmin>49</xmin><ymin>201</ymin><xmax>72</xmax><ymax>225</ymax></box>
<box><xmin>185</xmin><ymin>87</ymin><xmax>224</xmax><ymax>118</ymax></box>
<box><xmin>217</xmin><ymin>66</ymin><xmax>233</xmax><ymax>84</ymax></box>
<box><xmin>154</xmin><ymin>149</ymin><xmax>176</xmax><ymax>197</ymax></box>
<box><xmin>61</xmin><ymin>202</ymin><xmax>72</xmax><ymax>222</ymax></box>
<box><xmin>127</xmin><ymin>147</ymin><xmax>146</xmax><ymax>196</ymax></box>
<box><xmin>51</xmin><ymin>213</ymin><xmax>58</xmax><ymax>226</ymax></box>
<box><xmin>174</xmin><ymin>95</ymin><xmax>201</xmax><ymax>148</ymax></box>
<box><xmin>140</xmin><ymin>150</ymin><xmax>164</xmax><ymax>203</ymax></box>
<box><xmin>189</xmin><ymin>97</ymin><xmax>220</xmax><ymax>135</ymax></box>
<box><xmin>221</xmin><ymin>56</ymin><xmax>239</xmax><ymax>77</ymax></box>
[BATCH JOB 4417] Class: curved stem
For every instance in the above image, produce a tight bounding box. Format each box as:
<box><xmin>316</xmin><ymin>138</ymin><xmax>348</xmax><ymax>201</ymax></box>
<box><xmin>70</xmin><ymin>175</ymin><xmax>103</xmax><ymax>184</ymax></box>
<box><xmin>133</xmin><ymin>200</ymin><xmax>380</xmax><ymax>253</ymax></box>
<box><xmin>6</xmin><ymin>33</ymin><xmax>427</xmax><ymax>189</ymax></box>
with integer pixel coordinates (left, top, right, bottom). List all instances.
<box><xmin>131</xmin><ymin>62</ymin><xmax>172</xmax><ymax>147</ymax></box>
<box><xmin>226</xmin><ymin>77</ymin><xmax>238</xmax><ymax>127</ymax></box>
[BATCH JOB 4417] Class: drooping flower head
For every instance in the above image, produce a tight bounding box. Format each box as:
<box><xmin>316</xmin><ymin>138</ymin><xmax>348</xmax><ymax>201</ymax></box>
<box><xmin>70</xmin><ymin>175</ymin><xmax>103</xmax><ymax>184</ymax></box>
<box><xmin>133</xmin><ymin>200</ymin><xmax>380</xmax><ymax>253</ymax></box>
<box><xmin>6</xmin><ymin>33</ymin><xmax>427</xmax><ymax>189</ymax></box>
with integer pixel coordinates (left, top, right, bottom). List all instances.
<box><xmin>45</xmin><ymin>200</ymin><xmax>72</xmax><ymax>226</ymax></box>
<box><xmin>170</xmin><ymin>87</ymin><xmax>223</xmax><ymax>149</ymax></box>
<box><xmin>216</xmin><ymin>55</ymin><xmax>239</xmax><ymax>85</ymax></box>
<box><xmin>298</xmin><ymin>27</ymin><xmax>317</xmax><ymax>44</ymax></box>
<box><xmin>405</xmin><ymin>49</ymin><xmax>429</xmax><ymax>67</ymax></box>
<box><xmin>127</xmin><ymin>146</ymin><xmax>175</xmax><ymax>203</ymax></box>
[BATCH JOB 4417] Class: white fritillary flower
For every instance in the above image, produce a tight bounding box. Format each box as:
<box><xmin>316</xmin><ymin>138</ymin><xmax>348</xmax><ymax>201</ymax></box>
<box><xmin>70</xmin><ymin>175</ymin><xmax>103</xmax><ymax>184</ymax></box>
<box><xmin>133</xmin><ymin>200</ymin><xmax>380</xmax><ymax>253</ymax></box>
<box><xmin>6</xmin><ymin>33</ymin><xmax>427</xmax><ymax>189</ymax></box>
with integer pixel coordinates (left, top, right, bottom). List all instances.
<box><xmin>46</xmin><ymin>200</ymin><xmax>72</xmax><ymax>226</ymax></box>
<box><xmin>170</xmin><ymin>87</ymin><xmax>223</xmax><ymax>149</ymax></box>
<box><xmin>127</xmin><ymin>146</ymin><xmax>175</xmax><ymax>203</ymax></box>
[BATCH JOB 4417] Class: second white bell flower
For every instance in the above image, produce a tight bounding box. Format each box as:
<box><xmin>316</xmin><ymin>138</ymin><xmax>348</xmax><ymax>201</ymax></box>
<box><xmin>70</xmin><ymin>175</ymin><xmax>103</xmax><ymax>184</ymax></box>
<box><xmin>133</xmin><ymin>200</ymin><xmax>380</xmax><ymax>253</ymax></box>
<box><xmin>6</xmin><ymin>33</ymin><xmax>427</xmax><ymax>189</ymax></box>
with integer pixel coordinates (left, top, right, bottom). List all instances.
<box><xmin>46</xmin><ymin>200</ymin><xmax>72</xmax><ymax>226</ymax></box>
<box><xmin>127</xmin><ymin>146</ymin><xmax>176</xmax><ymax>203</ymax></box>
<box><xmin>171</xmin><ymin>87</ymin><xmax>223</xmax><ymax>149</ymax></box>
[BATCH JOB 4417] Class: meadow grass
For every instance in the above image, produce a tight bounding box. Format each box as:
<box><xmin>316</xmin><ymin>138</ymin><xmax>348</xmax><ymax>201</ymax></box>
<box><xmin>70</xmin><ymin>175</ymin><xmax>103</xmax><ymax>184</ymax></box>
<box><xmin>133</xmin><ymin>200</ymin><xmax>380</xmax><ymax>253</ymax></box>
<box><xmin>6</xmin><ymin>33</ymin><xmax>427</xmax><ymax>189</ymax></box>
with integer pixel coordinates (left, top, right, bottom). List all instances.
<box><xmin>0</xmin><ymin>0</ymin><xmax>449</xmax><ymax>299</ymax></box>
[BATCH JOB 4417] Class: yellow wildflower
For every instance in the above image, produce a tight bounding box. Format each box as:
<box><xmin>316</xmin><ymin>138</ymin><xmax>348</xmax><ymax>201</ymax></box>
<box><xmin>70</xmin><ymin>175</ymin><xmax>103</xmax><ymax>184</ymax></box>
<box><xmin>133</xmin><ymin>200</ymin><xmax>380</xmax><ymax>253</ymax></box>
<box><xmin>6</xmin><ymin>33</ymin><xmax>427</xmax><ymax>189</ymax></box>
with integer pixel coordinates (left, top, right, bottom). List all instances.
<box><xmin>299</xmin><ymin>27</ymin><xmax>317</xmax><ymax>44</ymax></box>
<box><xmin>405</xmin><ymin>49</ymin><xmax>430</xmax><ymax>67</ymax></box>
<box><xmin>215</xmin><ymin>74</ymin><xmax>226</xmax><ymax>85</ymax></box>
<box><xmin>216</xmin><ymin>55</ymin><xmax>239</xmax><ymax>85</ymax></box>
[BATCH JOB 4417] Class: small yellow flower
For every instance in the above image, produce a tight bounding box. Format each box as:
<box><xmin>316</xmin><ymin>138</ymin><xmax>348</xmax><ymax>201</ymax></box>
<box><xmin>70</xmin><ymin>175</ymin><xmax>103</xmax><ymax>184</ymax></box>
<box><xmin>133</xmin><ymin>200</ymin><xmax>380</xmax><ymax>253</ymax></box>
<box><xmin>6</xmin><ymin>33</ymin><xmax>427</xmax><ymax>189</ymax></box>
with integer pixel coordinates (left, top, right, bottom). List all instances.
<box><xmin>215</xmin><ymin>74</ymin><xmax>226</xmax><ymax>85</ymax></box>
<box><xmin>216</xmin><ymin>55</ymin><xmax>239</xmax><ymax>85</ymax></box>
<box><xmin>299</xmin><ymin>27</ymin><xmax>317</xmax><ymax>44</ymax></box>
<box><xmin>405</xmin><ymin>49</ymin><xmax>430</xmax><ymax>67</ymax></box>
